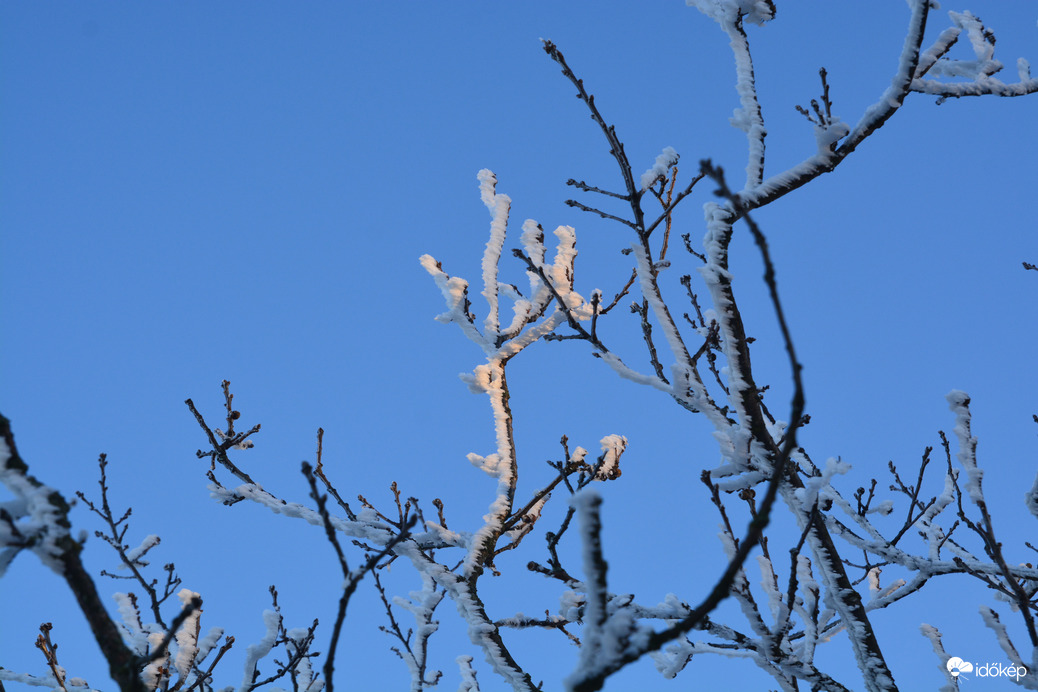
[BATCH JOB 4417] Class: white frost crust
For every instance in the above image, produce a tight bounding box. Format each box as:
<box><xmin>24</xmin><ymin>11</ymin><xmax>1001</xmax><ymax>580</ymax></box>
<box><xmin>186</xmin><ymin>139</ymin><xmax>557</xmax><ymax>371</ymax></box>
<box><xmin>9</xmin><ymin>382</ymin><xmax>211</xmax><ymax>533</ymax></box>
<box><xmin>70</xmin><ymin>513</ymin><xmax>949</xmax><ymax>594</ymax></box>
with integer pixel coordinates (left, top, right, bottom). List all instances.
<box><xmin>121</xmin><ymin>534</ymin><xmax>161</xmax><ymax>569</ymax></box>
<box><xmin>846</xmin><ymin>0</ymin><xmax>928</xmax><ymax>145</ymax></box>
<box><xmin>869</xmin><ymin>577</ymin><xmax>905</xmax><ymax>605</ymax></box>
<box><xmin>866</xmin><ymin>567</ymin><xmax>882</xmax><ymax>594</ymax></box>
<box><xmin>173</xmin><ymin>589</ymin><xmax>202</xmax><ymax>677</ymax></box>
<box><xmin>756</xmin><ymin>554</ymin><xmax>783</xmax><ymax>623</ymax></box>
<box><xmin>389</xmin><ymin>572</ymin><xmax>445</xmax><ymax>689</ymax></box>
<box><xmin>461</xmin><ymin>359</ymin><xmax>515</xmax><ymax>580</ymax></box>
<box><xmin>550</xmin><ymin>225</ymin><xmax>579</xmax><ymax>296</ymax></box>
<box><xmin>207</xmin><ymin>476</ymin><xmax>471</xmax><ymax>550</ymax></box>
<box><xmin>559</xmin><ymin>589</ymin><xmax>586</xmax><ymax>623</ymax></box>
<box><xmin>0</xmin><ymin>437</ymin><xmax>68</xmax><ymax>574</ymax></box>
<box><xmin>650</xmin><ymin>636</ymin><xmax>695</xmax><ymax>679</ymax></box>
<box><xmin>196</xmin><ymin>626</ymin><xmax>224</xmax><ymax>665</ymax></box>
<box><xmin>628</xmin><ymin>232</ymin><xmax>732</xmax><ymax>423</ymax></box>
<box><xmin>921</xmin><ymin>471</ymin><xmax>956</xmax><ymax>560</ymax></box>
<box><xmin>421</xmin><ymin>172</ymin><xmax>597</xmax><ymax>365</ymax></box>
<box><xmin>564</xmin><ymin>490</ymin><xmax>654</xmax><ymax>691</ymax></box>
<box><xmin>688</xmin><ymin>1</ymin><xmax>770</xmax><ymax>188</ymax></box>
<box><xmin>793</xmin><ymin>555</ymin><xmax>819</xmax><ymax>661</ymax></box>
<box><xmin>913</xmin><ymin>25</ymin><xmax>961</xmax><ymax>79</ymax></box>
<box><xmin>468</xmin><ymin>452</ymin><xmax>504</xmax><ymax>478</ymax></box>
<box><xmin>822</xmin><ymin>466</ymin><xmax>1038</xmax><ymax>587</ymax></box>
<box><xmin>778</xmin><ymin>474</ymin><xmax>897</xmax><ymax>692</ymax></box>
<box><xmin>0</xmin><ymin>671</ymin><xmax>94</xmax><ymax>691</ymax></box>
<box><xmin>794</xmin><ymin>457</ymin><xmax>851</xmax><ymax>513</ymax></box>
<box><xmin>938</xmin><ymin>12</ymin><xmax>996</xmax><ymax>77</ymax></box>
<box><xmin>424</xmin><ymin>520</ymin><xmax>472</xmax><ymax>550</ymax></box>
<box><xmin>113</xmin><ymin>592</ymin><xmax>148</xmax><ymax>655</ymax></box>
<box><xmin>1027</xmin><ymin>470</ymin><xmax>1038</xmax><ymax>519</ymax></box>
<box><xmin>945</xmin><ymin>390</ymin><xmax>983</xmax><ymax>503</ymax></box>
<box><xmin>687</xmin><ymin>0</ymin><xmax>775</xmax><ymax>27</ymax></box>
<box><xmin>730</xmin><ymin>24</ymin><xmax>765</xmax><ymax>189</ymax></box>
<box><xmin>456</xmin><ymin>655</ymin><xmax>480</xmax><ymax>692</ymax></box>
<box><xmin>639</xmin><ymin>146</ymin><xmax>679</xmax><ymax>190</ymax></box>
<box><xmin>593</xmin><ymin>435</ymin><xmax>627</xmax><ymax>481</ymax></box>
<box><xmin>420</xmin><ymin>254</ymin><xmax>491</xmax><ymax>354</ymax></box>
<box><xmin>141</xmin><ymin>632</ymin><xmax>168</xmax><ymax>690</ymax></box>
<box><xmin>734</xmin><ymin>1</ymin><xmax>931</xmax><ymax>213</ymax></box>
<box><xmin>478</xmin><ymin>169</ymin><xmax>511</xmax><ymax>341</ymax></box>
<box><xmin>919</xmin><ymin>623</ymin><xmax>960</xmax><ymax>692</ymax></box>
<box><xmin>519</xmin><ymin>219</ymin><xmax>549</xmax><ymax>302</ymax></box>
<box><xmin>403</xmin><ymin>555</ymin><xmax>534</xmax><ymax>692</ymax></box>
<box><xmin>284</xmin><ymin>628</ymin><xmax>324</xmax><ymax>692</ymax></box>
<box><xmin>912</xmin><ymin>11</ymin><xmax>1038</xmax><ymax>99</ymax></box>
<box><xmin>214</xmin><ymin>427</ymin><xmax>254</xmax><ymax>451</ymax></box>
<box><xmin>504</xmin><ymin>493</ymin><xmax>549</xmax><ymax>543</ymax></box>
<box><xmin>696</xmin><ymin>203</ymin><xmax>758</xmax><ymax>469</ymax></box>
<box><xmin>497</xmin><ymin>310</ymin><xmax>569</xmax><ymax>360</ymax></box>
<box><xmin>597</xmin><ymin>351</ymin><xmax>670</xmax><ymax>391</ymax></box>
<box><xmin>866</xmin><ymin>500</ymin><xmax>894</xmax><ymax>516</ymax></box>
<box><xmin>813</xmin><ymin>118</ymin><xmax>850</xmax><ymax>155</ymax></box>
<box><xmin>566</xmin><ymin>489</ymin><xmax>605</xmax><ymax>689</ymax></box>
<box><xmin>978</xmin><ymin>607</ymin><xmax>1038</xmax><ymax>690</ymax></box>
<box><xmin>239</xmin><ymin>609</ymin><xmax>280</xmax><ymax>692</ymax></box>
<box><xmin>630</xmin><ymin>240</ymin><xmax>689</xmax><ymax>378</ymax></box>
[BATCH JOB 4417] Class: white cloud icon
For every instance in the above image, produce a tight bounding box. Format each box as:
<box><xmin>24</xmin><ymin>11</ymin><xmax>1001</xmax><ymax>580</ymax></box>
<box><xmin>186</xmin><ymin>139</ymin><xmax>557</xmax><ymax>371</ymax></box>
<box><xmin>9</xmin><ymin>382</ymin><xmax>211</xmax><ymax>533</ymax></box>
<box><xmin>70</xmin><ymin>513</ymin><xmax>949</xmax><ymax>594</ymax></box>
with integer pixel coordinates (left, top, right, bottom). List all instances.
<box><xmin>946</xmin><ymin>657</ymin><xmax>974</xmax><ymax>677</ymax></box>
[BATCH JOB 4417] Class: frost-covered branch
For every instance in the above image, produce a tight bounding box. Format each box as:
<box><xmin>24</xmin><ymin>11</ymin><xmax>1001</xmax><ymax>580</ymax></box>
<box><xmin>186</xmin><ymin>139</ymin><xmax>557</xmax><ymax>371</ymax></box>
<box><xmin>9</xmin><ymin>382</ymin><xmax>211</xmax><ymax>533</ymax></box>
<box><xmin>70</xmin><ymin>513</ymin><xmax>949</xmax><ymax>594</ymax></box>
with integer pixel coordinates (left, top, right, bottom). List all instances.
<box><xmin>689</xmin><ymin>0</ymin><xmax>774</xmax><ymax>190</ymax></box>
<box><xmin>910</xmin><ymin>11</ymin><xmax>1038</xmax><ymax>99</ymax></box>
<box><xmin>0</xmin><ymin>414</ymin><xmax>145</xmax><ymax>692</ymax></box>
<box><xmin>7</xmin><ymin>3</ymin><xmax>1035</xmax><ymax>690</ymax></box>
<box><xmin>419</xmin><ymin>173</ymin><xmax>645</xmax><ymax>690</ymax></box>
<box><xmin>946</xmin><ymin>393</ymin><xmax>1038</xmax><ymax>646</ymax></box>
<box><xmin>374</xmin><ymin>569</ymin><xmax>445</xmax><ymax>692</ymax></box>
<box><xmin>238</xmin><ymin>587</ymin><xmax>321</xmax><ymax>692</ymax></box>
<box><xmin>76</xmin><ymin>455</ymin><xmax>179</xmax><ymax>630</ymax></box>
<box><xmin>303</xmin><ymin>462</ymin><xmax>418</xmax><ymax>692</ymax></box>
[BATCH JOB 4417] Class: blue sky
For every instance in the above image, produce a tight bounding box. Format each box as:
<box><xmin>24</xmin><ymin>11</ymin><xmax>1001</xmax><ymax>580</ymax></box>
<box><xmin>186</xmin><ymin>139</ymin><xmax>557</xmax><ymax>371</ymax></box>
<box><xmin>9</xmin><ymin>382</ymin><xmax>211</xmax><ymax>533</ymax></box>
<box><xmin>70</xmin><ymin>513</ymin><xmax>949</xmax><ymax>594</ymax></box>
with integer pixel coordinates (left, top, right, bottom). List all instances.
<box><xmin>2</xmin><ymin>3</ymin><xmax>1036</xmax><ymax>690</ymax></box>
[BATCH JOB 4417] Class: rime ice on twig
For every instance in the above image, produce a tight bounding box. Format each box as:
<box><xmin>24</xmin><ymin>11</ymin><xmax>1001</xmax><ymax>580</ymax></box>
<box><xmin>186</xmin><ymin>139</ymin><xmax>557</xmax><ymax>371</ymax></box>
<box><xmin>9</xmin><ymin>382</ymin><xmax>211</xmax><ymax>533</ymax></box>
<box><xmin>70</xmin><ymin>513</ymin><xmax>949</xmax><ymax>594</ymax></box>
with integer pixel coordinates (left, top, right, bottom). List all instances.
<box><xmin>688</xmin><ymin>0</ymin><xmax>774</xmax><ymax>190</ymax></box>
<box><xmin>457</xmin><ymin>655</ymin><xmax>481</xmax><ymax>692</ymax></box>
<box><xmin>639</xmin><ymin>147</ymin><xmax>679</xmax><ymax>191</ymax></box>
<box><xmin>0</xmin><ymin>429</ymin><xmax>70</xmax><ymax>575</ymax></box>
<box><xmin>911</xmin><ymin>11</ymin><xmax>1038</xmax><ymax>99</ymax></box>
<box><xmin>419</xmin><ymin>172</ymin><xmax>636</xmax><ymax>691</ymax></box>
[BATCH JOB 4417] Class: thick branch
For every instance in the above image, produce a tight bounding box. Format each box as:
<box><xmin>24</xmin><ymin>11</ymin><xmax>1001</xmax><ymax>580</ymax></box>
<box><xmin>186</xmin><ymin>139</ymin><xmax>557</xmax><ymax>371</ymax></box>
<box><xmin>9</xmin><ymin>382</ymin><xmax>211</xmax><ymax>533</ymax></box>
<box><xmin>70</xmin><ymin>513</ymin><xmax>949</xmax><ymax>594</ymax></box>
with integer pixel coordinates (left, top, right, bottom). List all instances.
<box><xmin>0</xmin><ymin>414</ymin><xmax>146</xmax><ymax>692</ymax></box>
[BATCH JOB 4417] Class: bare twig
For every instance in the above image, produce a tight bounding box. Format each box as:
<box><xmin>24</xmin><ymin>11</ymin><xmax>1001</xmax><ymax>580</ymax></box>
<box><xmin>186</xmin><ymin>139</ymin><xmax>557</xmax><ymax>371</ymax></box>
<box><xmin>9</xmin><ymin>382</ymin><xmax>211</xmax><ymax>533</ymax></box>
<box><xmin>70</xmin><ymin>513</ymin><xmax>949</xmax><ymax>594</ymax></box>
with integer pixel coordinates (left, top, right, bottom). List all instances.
<box><xmin>185</xmin><ymin>383</ymin><xmax>260</xmax><ymax>486</ymax></box>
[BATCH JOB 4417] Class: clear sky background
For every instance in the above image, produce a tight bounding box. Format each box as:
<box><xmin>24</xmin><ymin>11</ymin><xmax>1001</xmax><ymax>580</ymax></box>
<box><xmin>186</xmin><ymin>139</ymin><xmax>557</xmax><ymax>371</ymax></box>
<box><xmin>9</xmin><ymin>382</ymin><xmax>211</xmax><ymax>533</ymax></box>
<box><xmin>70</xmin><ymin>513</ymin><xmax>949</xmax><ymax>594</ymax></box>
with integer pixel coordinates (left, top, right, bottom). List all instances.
<box><xmin>2</xmin><ymin>3</ymin><xmax>1036</xmax><ymax>690</ymax></box>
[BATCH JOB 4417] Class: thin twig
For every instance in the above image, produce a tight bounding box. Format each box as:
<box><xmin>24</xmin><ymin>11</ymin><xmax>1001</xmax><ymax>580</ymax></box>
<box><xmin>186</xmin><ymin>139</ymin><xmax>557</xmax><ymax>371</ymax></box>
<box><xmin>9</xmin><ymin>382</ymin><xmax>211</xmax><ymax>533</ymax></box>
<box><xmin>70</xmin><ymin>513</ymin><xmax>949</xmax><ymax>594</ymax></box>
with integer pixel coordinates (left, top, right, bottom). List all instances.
<box><xmin>303</xmin><ymin>462</ymin><xmax>417</xmax><ymax>692</ymax></box>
